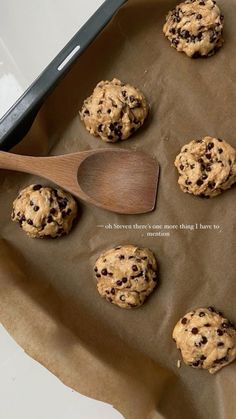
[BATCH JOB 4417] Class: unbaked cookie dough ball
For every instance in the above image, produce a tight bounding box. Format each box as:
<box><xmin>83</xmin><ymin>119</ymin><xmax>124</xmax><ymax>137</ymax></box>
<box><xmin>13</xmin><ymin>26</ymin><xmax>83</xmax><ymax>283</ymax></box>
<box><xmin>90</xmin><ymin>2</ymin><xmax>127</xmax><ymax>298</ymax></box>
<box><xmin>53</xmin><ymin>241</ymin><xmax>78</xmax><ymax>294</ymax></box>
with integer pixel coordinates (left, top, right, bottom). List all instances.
<box><xmin>94</xmin><ymin>244</ymin><xmax>158</xmax><ymax>309</ymax></box>
<box><xmin>163</xmin><ymin>0</ymin><xmax>224</xmax><ymax>58</ymax></box>
<box><xmin>80</xmin><ymin>78</ymin><xmax>149</xmax><ymax>143</ymax></box>
<box><xmin>12</xmin><ymin>184</ymin><xmax>77</xmax><ymax>238</ymax></box>
<box><xmin>173</xmin><ymin>307</ymin><xmax>236</xmax><ymax>374</ymax></box>
<box><xmin>174</xmin><ymin>136</ymin><xmax>236</xmax><ymax>197</ymax></box>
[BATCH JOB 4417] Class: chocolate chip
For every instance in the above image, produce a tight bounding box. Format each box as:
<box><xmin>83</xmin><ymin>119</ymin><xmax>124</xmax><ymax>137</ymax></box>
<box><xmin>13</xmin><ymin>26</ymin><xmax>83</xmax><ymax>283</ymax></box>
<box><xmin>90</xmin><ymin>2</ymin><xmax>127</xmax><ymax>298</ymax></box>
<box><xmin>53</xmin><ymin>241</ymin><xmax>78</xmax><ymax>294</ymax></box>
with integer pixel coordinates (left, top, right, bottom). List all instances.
<box><xmin>119</xmin><ymin>255</ymin><xmax>125</xmax><ymax>260</ymax></box>
<box><xmin>59</xmin><ymin>200</ymin><xmax>67</xmax><ymax>210</ymax></box>
<box><xmin>101</xmin><ymin>268</ymin><xmax>108</xmax><ymax>276</ymax></box>
<box><xmin>107</xmin><ymin>109</ymin><xmax>111</xmax><ymax>114</ymax></box>
<box><xmin>181</xmin><ymin>317</ymin><xmax>188</xmax><ymax>325</ymax></box>
<box><xmin>27</xmin><ymin>219</ymin><xmax>33</xmax><ymax>225</ymax></box>
<box><xmin>33</xmin><ymin>184</ymin><xmax>42</xmax><ymax>191</ymax></box>
<box><xmin>108</xmin><ymin>272</ymin><xmax>113</xmax><ymax>277</ymax></box>
<box><xmin>217</xmin><ymin>329</ymin><xmax>224</xmax><ymax>336</ymax></box>
<box><xmin>192</xmin><ymin>360</ymin><xmax>200</xmax><ymax>367</ymax></box>
<box><xmin>83</xmin><ymin>109</ymin><xmax>90</xmax><ymax>115</ymax></box>
<box><xmin>132</xmin><ymin>265</ymin><xmax>138</xmax><ymax>272</ymax></box>
<box><xmin>208</xmin><ymin>306</ymin><xmax>215</xmax><ymax>312</ymax></box>
<box><xmin>207</xmin><ymin>142</ymin><xmax>214</xmax><ymax>150</ymax></box>
<box><xmin>129</xmin><ymin>95</ymin><xmax>136</xmax><ymax>103</ymax></box>
<box><xmin>206</xmin><ymin>166</ymin><xmax>212</xmax><ymax>172</ymax></box>
<box><xmin>94</xmin><ymin>267</ymin><xmax>98</xmax><ymax>272</ymax></box>
<box><xmin>204</xmin><ymin>323</ymin><xmax>211</xmax><ymax>327</ymax></box>
<box><xmin>222</xmin><ymin>322</ymin><xmax>231</xmax><ymax>328</ymax></box>
<box><xmin>191</xmin><ymin>327</ymin><xmax>198</xmax><ymax>334</ymax></box>
<box><xmin>135</xmin><ymin>272</ymin><xmax>143</xmax><ymax>278</ymax></box>
<box><xmin>142</xmin><ymin>256</ymin><xmax>148</xmax><ymax>260</ymax></box>
<box><xmin>116</xmin><ymin>280</ymin><xmax>122</xmax><ymax>286</ymax></box>
<box><xmin>214</xmin><ymin>356</ymin><xmax>228</xmax><ymax>364</ymax></box>
<box><xmin>111</xmin><ymin>288</ymin><xmax>115</xmax><ymax>295</ymax></box>
<box><xmin>218</xmin><ymin>148</ymin><xmax>223</xmax><ymax>154</ymax></box>
<box><xmin>96</xmin><ymin>273</ymin><xmax>101</xmax><ymax>278</ymax></box>
<box><xmin>208</xmin><ymin>181</ymin><xmax>216</xmax><ymax>189</ymax></box>
<box><xmin>199</xmin><ymin>311</ymin><xmax>206</xmax><ymax>317</ymax></box>
<box><xmin>47</xmin><ymin>215</ymin><xmax>53</xmax><ymax>223</ymax></box>
<box><xmin>206</xmin><ymin>153</ymin><xmax>211</xmax><ymax>159</ymax></box>
<box><xmin>180</xmin><ymin>164</ymin><xmax>184</xmax><ymax>170</ymax></box>
<box><xmin>62</xmin><ymin>211</ymin><xmax>67</xmax><ymax>218</ymax></box>
<box><xmin>181</xmin><ymin>30</ymin><xmax>190</xmax><ymax>39</ymax></box>
<box><xmin>50</xmin><ymin>208</ymin><xmax>56</xmax><ymax>215</ymax></box>
<box><xmin>30</xmin><ymin>201</ymin><xmax>34</xmax><ymax>206</ymax></box>
<box><xmin>192</xmin><ymin>50</ymin><xmax>200</xmax><ymax>59</ymax></box>
<box><xmin>122</xmin><ymin>277</ymin><xmax>127</xmax><ymax>283</ymax></box>
<box><xmin>128</xmin><ymin>256</ymin><xmax>134</xmax><ymax>259</ymax></box>
<box><xmin>198</xmin><ymin>158</ymin><xmax>204</xmax><ymax>163</ymax></box>
<box><xmin>98</xmin><ymin>124</ymin><xmax>103</xmax><ymax>132</ymax></box>
<box><xmin>196</xmin><ymin>13</ymin><xmax>202</xmax><ymax>19</ymax></box>
<box><xmin>108</xmin><ymin>135</ymin><xmax>113</xmax><ymax>140</ymax></box>
<box><xmin>172</xmin><ymin>39</ymin><xmax>179</xmax><ymax>46</ymax></box>
<box><xmin>109</xmin><ymin>123</ymin><xmax>114</xmax><ymax>131</ymax></box>
<box><xmin>217</xmin><ymin>342</ymin><xmax>224</xmax><ymax>347</ymax></box>
<box><xmin>196</xmin><ymin>179</ymin><xmax>204</xmax><ymax>186</ymax></box>
<box><xmin>33</xmin><ymin>206</ymin><xmax>39</xmax><ymax>212</ymax></box>
<box><xmin>202</xmin><ymin>174</ymin><xmax>208</xmax><ymax>180</ymax></box>
<box><xmin>169</xmin><ymin>28</ymin><xmax>176</xmax><ymax>34</ymax></box>
<box><xmin>229</xmin><ymin>159</ymin><xmax>232</xmax><ymax>165</ymax></box>
<box><xmin>201</xmin><ymin>336</ymin><xmax>208</xmax><ymax>344</ymax></box>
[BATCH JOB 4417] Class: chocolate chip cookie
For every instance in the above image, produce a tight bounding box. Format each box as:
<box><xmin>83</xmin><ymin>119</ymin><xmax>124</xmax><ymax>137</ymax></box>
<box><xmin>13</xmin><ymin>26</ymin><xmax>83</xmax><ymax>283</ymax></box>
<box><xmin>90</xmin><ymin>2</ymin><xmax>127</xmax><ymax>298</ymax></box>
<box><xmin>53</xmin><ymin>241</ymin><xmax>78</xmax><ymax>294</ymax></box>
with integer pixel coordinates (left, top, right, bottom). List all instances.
<box><xmin>174</xmin><ymin>136</ymin><xmax>236</xmax><ymax>197</ymax></box>
<box><xmin>12</xmin><ymin>184</ymin><xmax>77</xmax><ymax>238</ymax></box>
<box><xmin>173</xmin><ymin>307</ymin><xmax>236</xmax><ymax>374</ymax></box>
<box><xmin>163</xmin><ymin>0</ymin><xmax>224</xmax><ymax>57</ymax></box>
<box><xmin>94</xmin><ymin>245</ymin><xmax>158</xmax><ymax>309</ymax></box>
<box><xmin>80</xmin><ymin>78</ymin><xmax>148</xmax><ymax>143</ymax></box>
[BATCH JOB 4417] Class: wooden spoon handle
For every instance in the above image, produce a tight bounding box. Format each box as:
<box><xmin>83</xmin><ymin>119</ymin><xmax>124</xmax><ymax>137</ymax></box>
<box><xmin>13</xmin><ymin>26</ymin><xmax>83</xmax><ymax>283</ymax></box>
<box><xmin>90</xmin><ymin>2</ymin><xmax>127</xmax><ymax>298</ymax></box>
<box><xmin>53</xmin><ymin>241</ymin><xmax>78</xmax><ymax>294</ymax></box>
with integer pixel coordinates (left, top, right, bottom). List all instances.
<box><xmin>0</xmin><ymin>150</ymin><xmax>48</xmax><ymax>175</ymax></box>
<box><xmin>0</xmin><ymin>150</ymin><xmax>89</xmax><ymax>193</ymax></box>
<box><xmin>0</xmin><ymin>150</ymin><xmax>80</xmax><ymax>179</ymax></box>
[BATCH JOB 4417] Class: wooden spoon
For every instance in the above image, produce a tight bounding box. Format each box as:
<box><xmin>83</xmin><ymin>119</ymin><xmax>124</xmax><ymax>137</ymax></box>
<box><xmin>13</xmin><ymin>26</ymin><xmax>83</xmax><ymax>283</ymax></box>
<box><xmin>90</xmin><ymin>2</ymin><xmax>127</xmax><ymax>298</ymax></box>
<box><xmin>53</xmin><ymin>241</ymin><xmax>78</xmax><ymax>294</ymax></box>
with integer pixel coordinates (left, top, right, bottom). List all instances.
<box><xmin>0</xmin><ymin>149</ymin><xmax>159</xmax><ymax>214</ymax></box>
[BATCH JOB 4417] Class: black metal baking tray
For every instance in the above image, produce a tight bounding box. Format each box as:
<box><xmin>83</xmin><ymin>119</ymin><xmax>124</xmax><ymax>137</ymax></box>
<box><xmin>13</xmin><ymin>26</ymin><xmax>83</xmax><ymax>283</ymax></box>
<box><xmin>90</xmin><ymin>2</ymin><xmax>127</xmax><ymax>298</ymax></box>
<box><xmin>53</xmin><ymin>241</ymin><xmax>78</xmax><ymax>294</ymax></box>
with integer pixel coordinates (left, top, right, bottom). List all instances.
<box><xmin>0</xmin><ymin>0</ymin><xmax>126</xmax><ymax>151</ymax></box>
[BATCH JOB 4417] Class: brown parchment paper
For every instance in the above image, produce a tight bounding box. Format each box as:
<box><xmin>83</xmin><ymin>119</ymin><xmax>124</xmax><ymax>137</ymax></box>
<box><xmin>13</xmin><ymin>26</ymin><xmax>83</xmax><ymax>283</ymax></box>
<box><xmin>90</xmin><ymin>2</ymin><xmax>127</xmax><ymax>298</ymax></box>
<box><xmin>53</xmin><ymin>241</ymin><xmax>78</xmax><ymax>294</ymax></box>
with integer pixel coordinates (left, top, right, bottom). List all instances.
<box><xmin>1</xmin><ymin>0</ymin><xmax>236</xmax><ymax>417</ymax></box>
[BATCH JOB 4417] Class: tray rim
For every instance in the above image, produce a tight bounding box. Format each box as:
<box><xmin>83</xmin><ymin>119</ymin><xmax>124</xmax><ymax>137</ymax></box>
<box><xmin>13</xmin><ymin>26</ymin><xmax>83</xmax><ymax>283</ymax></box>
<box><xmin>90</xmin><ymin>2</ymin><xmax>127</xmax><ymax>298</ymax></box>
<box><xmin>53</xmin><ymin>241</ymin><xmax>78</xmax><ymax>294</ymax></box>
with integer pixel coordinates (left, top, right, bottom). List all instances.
<box><xmin>0</xmin><ymin>0</ymin><xmax>126</xmax><ymax>151</ymax></box>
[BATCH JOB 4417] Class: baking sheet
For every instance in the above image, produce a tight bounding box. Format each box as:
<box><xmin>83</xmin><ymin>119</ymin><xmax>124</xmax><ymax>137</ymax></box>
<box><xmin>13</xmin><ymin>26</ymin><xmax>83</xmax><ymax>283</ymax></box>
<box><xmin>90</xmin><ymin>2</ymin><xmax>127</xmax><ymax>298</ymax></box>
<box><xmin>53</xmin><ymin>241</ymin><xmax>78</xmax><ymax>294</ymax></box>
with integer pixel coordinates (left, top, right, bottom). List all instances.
<box><xmin>1</xmin><ymin>0</ymin><xmax>236</xmax><ymax>418</ymax></box>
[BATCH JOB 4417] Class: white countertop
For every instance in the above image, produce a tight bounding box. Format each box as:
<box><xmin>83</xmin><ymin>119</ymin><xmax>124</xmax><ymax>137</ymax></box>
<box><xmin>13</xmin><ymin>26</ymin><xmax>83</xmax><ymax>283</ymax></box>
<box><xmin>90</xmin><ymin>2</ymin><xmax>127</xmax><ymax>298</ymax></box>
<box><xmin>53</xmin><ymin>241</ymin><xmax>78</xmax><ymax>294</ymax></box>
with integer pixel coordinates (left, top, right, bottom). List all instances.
<box><xmin>0</xmin><ymin>0</ymin><xmax>104</xmax><ymax>118</ymax></box>
<box><xmin>0</xmin><ymin>325</ymin><xmax>123</xmax><ymax>419</ymax></box>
